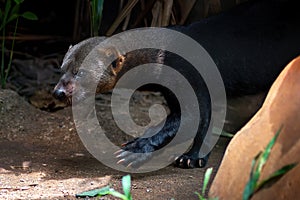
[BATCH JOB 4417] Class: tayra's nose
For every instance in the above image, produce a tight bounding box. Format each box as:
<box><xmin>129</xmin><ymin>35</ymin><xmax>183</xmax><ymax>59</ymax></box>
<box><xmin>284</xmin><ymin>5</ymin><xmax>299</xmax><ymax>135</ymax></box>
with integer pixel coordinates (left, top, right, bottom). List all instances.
<box><xmin>53</xmin><ymin>89</ymin><xmax>66</xmax><ymax>101</ymax></box>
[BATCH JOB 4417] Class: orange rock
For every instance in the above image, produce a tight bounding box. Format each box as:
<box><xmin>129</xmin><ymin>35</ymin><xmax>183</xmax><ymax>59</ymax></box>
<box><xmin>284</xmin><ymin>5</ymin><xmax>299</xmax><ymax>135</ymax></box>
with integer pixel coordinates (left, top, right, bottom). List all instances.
<box><xmin>209</xmin><ymin>56</ymin><xmax>300</xmax><ymax>200</ymax></box>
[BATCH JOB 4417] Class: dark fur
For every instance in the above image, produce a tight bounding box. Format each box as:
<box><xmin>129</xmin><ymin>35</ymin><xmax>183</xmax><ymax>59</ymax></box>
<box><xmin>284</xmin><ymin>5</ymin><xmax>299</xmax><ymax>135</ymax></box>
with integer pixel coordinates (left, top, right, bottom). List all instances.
<box><xmin>54</xmin><ymin>0</ymin><xmax>300</xmax><ymax>168</ymax></box>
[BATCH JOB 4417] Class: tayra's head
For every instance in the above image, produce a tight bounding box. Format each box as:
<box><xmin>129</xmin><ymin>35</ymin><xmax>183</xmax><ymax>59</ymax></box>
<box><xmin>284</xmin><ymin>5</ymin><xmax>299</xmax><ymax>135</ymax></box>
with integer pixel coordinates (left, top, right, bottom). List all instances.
<box><xmin>53</xmin><ymin>37</ymin><xmax>127</xmax><ymax>105</ymax></box>
<box><xmin>53</xmin><ymin>37</ymin><xmax>164</xmax><ymax>105</ymax></box>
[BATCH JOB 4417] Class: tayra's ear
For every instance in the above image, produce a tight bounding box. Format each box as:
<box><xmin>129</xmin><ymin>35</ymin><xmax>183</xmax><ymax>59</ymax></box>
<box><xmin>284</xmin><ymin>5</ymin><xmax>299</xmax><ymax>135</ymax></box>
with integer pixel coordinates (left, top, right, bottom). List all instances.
<box><xmin>111</xmin><ymin>54</ymin><xmax>125</xmax><ymax>75</ymax></box>
<box><xmin>98</xmin><ymin>46</ymin><xmax>125</xmax><ymax>75</ymax></box>
<box><xmin>104</xmin><ymin>47</ymin><xmax>125</xmax><ymax>75</ymax></box>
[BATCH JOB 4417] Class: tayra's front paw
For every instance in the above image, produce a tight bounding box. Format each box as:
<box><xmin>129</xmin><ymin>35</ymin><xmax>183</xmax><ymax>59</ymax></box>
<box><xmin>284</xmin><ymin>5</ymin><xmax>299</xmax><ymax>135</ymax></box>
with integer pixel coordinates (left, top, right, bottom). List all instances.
<box><xmin>115</xmin><ymin>137</ymin><xmax>155</xmax><ymax>168</ymax></box>
<box><xmin>174</xmin><ymin>153</ymin><xmax>209</xmax><ymax>168</ymax></box>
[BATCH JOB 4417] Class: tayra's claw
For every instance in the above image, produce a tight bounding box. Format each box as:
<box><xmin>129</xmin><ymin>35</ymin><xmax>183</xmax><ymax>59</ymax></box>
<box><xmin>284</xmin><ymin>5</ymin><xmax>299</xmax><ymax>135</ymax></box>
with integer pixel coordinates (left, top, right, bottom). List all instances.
<box><xmin>126</xmin><ymin>162</ymin><xmax>133</xmax><ymax>168</ymax></box>
<box><xmin>114</xmin><ymin>149</ymin><xmax>123</xmax><ymax>155</ymax></box>
<box><xmin>174</xmin><ymin>153</ymin><xmax>210</xmax><ymax>168</ymax></box>
<box><xmin>198</xmin><ymin>159</ymin><xmax>204</xmax><ymax>168</ymax></box>
<box><xmin>116</xmin><ymin>150</ymin><xmax>130</xmax><ymax>159</ymax></box>
<box><xmin>115</xmin><ymin>154</ymin><xmax>122</xmax><ymax>158</ymax></box>
<box><xmin>117</xmin><ymin>159</ymin><xmax>125</xmax><ymax>164</ymax></box>
<box><xmin>121</xmin><ymin>143</ymin><xmax>127</xmax><ymax>147</ymax></box>
<box><xmin>187</xmin><ymin>159</ymin><xmax>191</xmax><ymax>167</ymax></box>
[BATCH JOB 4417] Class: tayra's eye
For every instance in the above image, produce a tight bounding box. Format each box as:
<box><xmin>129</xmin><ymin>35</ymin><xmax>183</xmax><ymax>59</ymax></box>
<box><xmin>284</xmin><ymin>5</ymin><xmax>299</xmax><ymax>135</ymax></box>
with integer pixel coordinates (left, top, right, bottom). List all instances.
<box><xmin>76</xmin><ymin>69</ymin><xmax>86</xmax><ymax>77</ymax></box>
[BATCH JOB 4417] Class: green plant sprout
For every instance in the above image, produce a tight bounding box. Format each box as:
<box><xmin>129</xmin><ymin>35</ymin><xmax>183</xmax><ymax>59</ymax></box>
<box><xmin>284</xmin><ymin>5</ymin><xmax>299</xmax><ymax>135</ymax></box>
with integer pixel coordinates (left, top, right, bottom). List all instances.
<box><xmin>195</xmin><ymin>167</ymin><xmax>218</xmax><ymax>200</ymax></box>
<box><xmin>212</xmin><ymin>127</ymin><xmax>234</xmax><ymax>138</ymax></box>
<box><xmin>76</xmin><ymin>174</ymin><xmax>132</xmax><ymax>200</ymax></box>
<box><xmin>76</xmin><ymin>127</ymin><xmax>296</xmax><ymax>200</ymax></box>
<box><xmin>243</xmin><ymin>126</ymin><xmax>297</xmax><ymax>200</ymax></box>
<box><xmin>90</xmin><ymin>0</ymin><xmax>104</xmax><ymax>37</ymax></box>
<box><xmin>0</xmin><ymin>0</ymin><xmax>38</xmax><ymax>88</ymax></box>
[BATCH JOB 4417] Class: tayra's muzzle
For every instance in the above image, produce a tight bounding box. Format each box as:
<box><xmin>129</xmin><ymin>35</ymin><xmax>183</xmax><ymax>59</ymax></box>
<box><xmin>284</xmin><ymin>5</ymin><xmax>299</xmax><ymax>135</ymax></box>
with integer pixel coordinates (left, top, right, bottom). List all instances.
<box><xmin>52</xmin><ymin>88</ymin><xmax>67</xmax><ymax>101</ymax></box>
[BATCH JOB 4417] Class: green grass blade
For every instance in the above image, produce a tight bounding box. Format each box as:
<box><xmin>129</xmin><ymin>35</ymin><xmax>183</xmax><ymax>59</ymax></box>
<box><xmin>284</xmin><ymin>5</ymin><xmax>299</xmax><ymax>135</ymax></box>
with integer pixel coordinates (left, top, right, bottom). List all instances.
<box><xmin>1</xmin><ymin>25</ymin><xmax>6</xmax><ymax>88</ymax></box>
<box><xmin>0</xmin><ymin>0</ymin><xmax>11</xmax><ymax>31</ymax></box>
<box><xmin>75</xmin><ymin>186</ymin><xmax>111</xmax><ymax>197</ymax></box>
<box><xmin>108</xmin><ymin>190</ymin><xmax>128</xmax><ymax>200</ymax></box>
<box><xmin>90</xmin><ymin>0</ymin><xmax>104</xmax><ymax>36</ymax></box>
<box><xmin>212</xmin><ymin>127</ymin><xmax>234</xmax><ymax>138</ymax></box>
<box><xmin>195</xmin><ymin>191</ymin><xmax>205</xmax><ymax>200</ymax></box>
<box><xmin>202</xmin><ymin>167</ymin><xmax>213</xmax><ymax>195</ymax></box>
<box><xmin>122</xmin><ymin>175</ymin><xmax>132</xmax><ymax>200</ymax></box>
<box><xmin>4</xmin><ymin>17</ymin><xmax>18</xmax><ymax>85</ymax></box>
<box><xmin>243</xmin><ymin>152</ymin><xmax>262</xmax><ymax>200</ymax></box>
<box><xmin>4</xmin><ymin>0</ymin><xmax>12</xmax><ymax>18</ymax></box>
<box><xmin>95</xmin><ymin>0</ymin><xmax>104</xmax><ymax>21</ymax></box>
<box><xmin>14</xmin><ymin>0</ymin><xmax>24</xmax><ymax>5</ymax></box>
<box><xmin>2</xmin><ymin>0</ymin><xmax>12</xmax><ymax>25</ymax></box>
<box><xmin>256</xmin><ymin>126</ymin><xmax>282</xmax><ymax>173</ymax></box>
<box><xmin>243</xmin><ymin>126</ymin><xmax>283</xmax><ymax>200</ymax></box>
<box><xmin>255</xmin><ymin>163</ymin><xmax>297</xmax><ymax>191</ymax></box>
<box><xmin>0</xmin><ymin>10</ymin><xmax>3</xmax><ymax>22</ymax></box>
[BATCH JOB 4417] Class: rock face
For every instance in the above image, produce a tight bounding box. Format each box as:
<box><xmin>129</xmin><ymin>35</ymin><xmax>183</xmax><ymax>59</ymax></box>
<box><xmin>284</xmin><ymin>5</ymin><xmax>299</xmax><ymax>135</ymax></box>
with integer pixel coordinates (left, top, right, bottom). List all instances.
<box><xmin>209</xmin><ymin>56</ymin><xmax>300</xmax><ymax>200</ymax></box>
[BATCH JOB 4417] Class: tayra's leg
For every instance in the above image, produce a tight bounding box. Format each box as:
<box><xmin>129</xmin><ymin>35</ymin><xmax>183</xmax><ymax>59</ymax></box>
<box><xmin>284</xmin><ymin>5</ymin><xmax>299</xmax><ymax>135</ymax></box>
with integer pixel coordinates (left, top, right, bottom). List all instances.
<box><xmin>116</xmin><ymin>78</ymin><xmax>212</xmax><ymax>168</ymax></box>
<box><xmin>115</xmin><ymin>111</ymin><xmax>212</xmax><ymax>169</ymax></box>
<box><xmin>115</xmin><ymin>113</ymin><xmax>180</xmax><ymax>168</ymax></box>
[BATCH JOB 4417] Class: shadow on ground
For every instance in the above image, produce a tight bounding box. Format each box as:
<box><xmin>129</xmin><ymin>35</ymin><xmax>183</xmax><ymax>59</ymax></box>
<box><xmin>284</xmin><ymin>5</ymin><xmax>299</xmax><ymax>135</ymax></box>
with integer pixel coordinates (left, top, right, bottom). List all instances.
<box><xmin>0</xmin><ymin>89</ymin><xmax>229</xmax><ymax>199</ymax></box>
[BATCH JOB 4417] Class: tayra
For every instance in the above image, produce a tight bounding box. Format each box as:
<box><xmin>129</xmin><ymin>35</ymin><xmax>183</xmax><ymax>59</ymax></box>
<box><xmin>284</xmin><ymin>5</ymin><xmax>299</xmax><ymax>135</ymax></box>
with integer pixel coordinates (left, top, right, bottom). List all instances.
<box><xmin>53</xmin><ymin>0</ymin><xmax>300</xmax><ymax>168</ymax></box>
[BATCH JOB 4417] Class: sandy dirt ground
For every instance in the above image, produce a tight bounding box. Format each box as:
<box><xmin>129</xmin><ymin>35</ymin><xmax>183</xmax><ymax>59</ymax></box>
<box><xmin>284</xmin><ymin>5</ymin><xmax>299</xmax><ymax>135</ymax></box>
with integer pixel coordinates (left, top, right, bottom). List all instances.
<box><xmin>0</xmin><ymin>89</ymin><xmax>230</xmax><ymax>200</ymax></box>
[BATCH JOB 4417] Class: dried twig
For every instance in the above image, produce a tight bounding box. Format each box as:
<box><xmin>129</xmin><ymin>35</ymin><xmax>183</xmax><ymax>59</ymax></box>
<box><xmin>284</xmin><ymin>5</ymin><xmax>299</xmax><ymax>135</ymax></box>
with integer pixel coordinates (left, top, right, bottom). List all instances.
<box><xmin>119</xmin><ymin>0</ymin><xmax>124</xmax><ymax>12</ymax></box>
<box><xmin>131</xmin><ymin>0</ymin><xmax>156</xmax><ymax>28</ymax></box>
<box><xmin>161</xmin><ymin>0</ymin><xmax>173</xmax><ymax>26</ymax></box>
<box><xmin>177</xmin><ymin>0</ymin><xmax>196</xmax><ymax>25</ymax></box>
<box><xmin>122</xmin><ymin>12</ymin><xmax>131</xmax><ymax>31</ymax></box>
<box><xmin>140</xmin><ymin>0</ymin><xmax>148</xmax><ymax>26</ymax></box>
<box><xmin>106</xmin><ymin>0</ymin><xmax>139</xmax><ymax>36</ymax></box>
<box><xmin>209</xmin><ymin>0</ymin><xmax>222</xmax><ymax>15</ymax></box>
<box><xmin>170</xmin><ymin>11</ymin><xmax>176</xmax><ymax>25</ymax></box>
<box><xmin>0</xmin><ymin>35</ymin><xmax>66</xmax><ymax>41</ymax></box>
<box><xmin>151</xmin><ymin>0</ymin><xmax>162</xmax><ymax>27</ymax></box>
